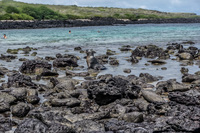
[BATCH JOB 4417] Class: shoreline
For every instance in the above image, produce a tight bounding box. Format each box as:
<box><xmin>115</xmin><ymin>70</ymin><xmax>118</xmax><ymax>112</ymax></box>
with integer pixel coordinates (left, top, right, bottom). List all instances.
<box><xmin>1</xmin><ymin>18</ymin><xmax>200</xmax><ymax>29</ymax></box>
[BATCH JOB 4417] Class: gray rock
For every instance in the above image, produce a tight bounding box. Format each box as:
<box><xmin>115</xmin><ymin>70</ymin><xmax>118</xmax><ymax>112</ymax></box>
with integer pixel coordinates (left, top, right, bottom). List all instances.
<box><xmin>11</xmin><ymin>102</ymin><xmax>30</xmax><ymax>117</ymax></box>
<box><xmin>156</xmin><ymin>79</ymin><xmax>190</xmax><ymax>94</ymax></box>
<box><xmin>123</xmin><ymin>69</ymin><xmax>131</xmax><ymax>73</ymax></box>
<box><xmin>142</xmin><ymin>90</ymin><xmax>165</xmax><ymax>103</ymax></box>
<box><xmin>54</xmin><ymin>80</ymin><xmax>75</xmax><ymax>92</ymax></box>
<box><xmin>0</xmin><ymin>92</ymin><xmax>16</xmax><ymax>104</ymax></box>
<box><xmin>14</xmin><ymin>118</ymin><xmax>48</xmax><ymax>133</ymax></box>
<box><xmin>0</xmin><ymin>102</ymin><xmax>10</xmax><ymax>112</ymax></box>
<box><xmin>51</xmin><ymin>98</ymin><xmax>80</xmax><ymax>107</ymax></box>
<box><xmin>179</xmin><ymin>52</ymin><xmax>193</xmax><ymax>60</ymax></box>
<box><xmin>74</xmin><ymin>120</ymin><xmax>105</xmax><ymax>133</ymax></box>
<box><xmin>182</xmin><ymin>74</ymin><xmax>200</xmax><ymax>83</ymax></box>
<box><xmin>26</xmin><ymin>95</ymin><xmax>40</xmax><ymax>104</ymax></box>
<box><xmin>19</xmin><ymin>59</ymin><xmax>52</xmax><ymax>74</ymax></box>
<box><xmin>121</xmin><ymin>112</ymin><xmax>143</xmax><ymax>123</ymax></box>
<box><xmin>10</xmin><ymin>87</ymin><xmax>27</xmax><ymax>101</ymax></box>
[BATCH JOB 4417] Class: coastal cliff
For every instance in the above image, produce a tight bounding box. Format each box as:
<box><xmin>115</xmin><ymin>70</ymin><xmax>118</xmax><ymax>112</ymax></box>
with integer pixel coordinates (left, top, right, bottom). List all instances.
<box><xmin>1</xmin><ymin>18</ymin><xmax>200</xmax><ymax>29</ymax></box>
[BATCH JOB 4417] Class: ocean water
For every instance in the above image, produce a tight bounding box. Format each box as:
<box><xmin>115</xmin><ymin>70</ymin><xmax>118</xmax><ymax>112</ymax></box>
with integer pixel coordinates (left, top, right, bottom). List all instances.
<box><xmin>0</xmin><ymin>23</ymin><xmax>200</xmax><ymax>85</ymax></box>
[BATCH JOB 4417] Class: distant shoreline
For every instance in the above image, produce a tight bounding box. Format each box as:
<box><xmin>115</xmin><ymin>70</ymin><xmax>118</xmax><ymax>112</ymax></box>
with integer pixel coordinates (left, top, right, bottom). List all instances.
<box><xmin>1</xmin><ymin>18</ymin><xmax>200</xmax><ymax>29</ymax></box>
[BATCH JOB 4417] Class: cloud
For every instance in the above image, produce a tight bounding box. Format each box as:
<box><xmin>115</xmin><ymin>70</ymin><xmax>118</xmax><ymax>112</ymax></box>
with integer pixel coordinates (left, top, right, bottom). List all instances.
<box><xmin>14</xmin><ymin>0</ymin><xmax>200</xmax><ymax>14</ymax></box>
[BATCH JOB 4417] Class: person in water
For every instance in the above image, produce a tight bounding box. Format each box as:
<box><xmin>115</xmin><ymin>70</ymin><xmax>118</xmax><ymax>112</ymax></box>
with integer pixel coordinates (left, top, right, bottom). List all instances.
<box><xmin>69</xmin><ymin>30</ymin><xmax>71</xmax><ymax>34</ymax></box>
<box><xmin>3</xmin><ymin>34</ymin><xmax>7</xmax><ymax>39</ymax></box>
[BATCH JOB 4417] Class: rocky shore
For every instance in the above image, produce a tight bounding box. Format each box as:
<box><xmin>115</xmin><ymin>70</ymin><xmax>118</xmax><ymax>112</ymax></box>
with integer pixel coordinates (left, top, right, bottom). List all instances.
<box><xmin>0</xmin><ymin>41</ymin><xmax>200</xmax><ymax>133</ymax></box>
<box><xmin>1</xmin><ymin>18</ymin><xmax>200</xmax><ymax>29</ymax></box>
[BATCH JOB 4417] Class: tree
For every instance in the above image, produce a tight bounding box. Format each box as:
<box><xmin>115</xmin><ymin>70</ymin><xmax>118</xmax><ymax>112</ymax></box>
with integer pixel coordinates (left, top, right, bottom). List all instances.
<box><xmin>6</xmin><ymin>6</ymin><xmax>20</xmax><ymax>14</ymax></box>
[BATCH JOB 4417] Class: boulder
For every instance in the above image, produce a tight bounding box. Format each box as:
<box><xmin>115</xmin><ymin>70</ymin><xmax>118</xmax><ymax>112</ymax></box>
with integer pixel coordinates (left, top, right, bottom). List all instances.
<box><xmin>10</xmin><ymin>87</ymin><xmax>27</xmax><ymax>101</ymax></box>
<box><xmin>123</xmin><ymin>69</ymin><xmax>131</xmax><ymax>73</ymax></box>
<box><xmin>182</xmin><ymin>74</ymin><xmax>200</xmax><ymax>83</ymax></box>
<box><xmin>7</xmin><ymin>73</ymin><xmax>37</xmax><ymax>89</ymax></box>
<box><xmin>87</xmin><ymin>76</ymin><xmax>141</xmax><ymax>105</ymax></box>
<box><xmin>148</xmin><ymin>60</ymin><xmax>166</xmax><ymax>65</ymax></box>
<box><xmin>51</xmin><ymin>98</ymin><xmax>80</xmax><ymax>107</ymax></box>
<box><xmin>54</xmin><ymin>80</ymin><xmax>75</xmax><ymax>92</ymax></box>
<box><xmin>0</xmin><ymin>102</ymin><xmax>10</xmax><ymax>113</ymax></box>
<box><xmin>168</xmin><ymin>89</ymin><xmax>200</xmax><ymax>105</ymax></box>
<box><xmin>26</xmin><ymin>95</ymin><xmax>40</xmax><ymax>104</ymax></box>
<box><xmin>141</xmin><ymin>90</ymin><xmax>165</xmax><ymax>103</ymax></box>
<box><xmin>19</xmin><ymin>59</ymin><xmax>52</xmax><ymax>74</ymax></box>
<box><xmin>179</xmin><ymin>52</ymin><xmax>193</xmax><ymax>60</ymax></box>
<box><xmin>121</xmin><ymin>112</ymin><xmax>143</xmax><ymax>123</ymax></box>
<box><xmin>53</xmin><ymin>58</ymin><xmax>78</xmax><ymax>67</ymax></box>
<box><xmin>11</xmin><ymin>102</ymin><xmax>30</xmax><ymax>117</ymax></box>
<box><xmin>14</xmin><ymin>118</ymin><xmax>48</xmax><ymax>133</ymax></box>
<box><xmin>0</xmin><ymin>92</ymin><xmax>16</xmax><ymax>104</ymax></box>
<box><xmin>156</xmin><ymin>79</ymin><xmax>190</xmax><ymax>94</ymax></box>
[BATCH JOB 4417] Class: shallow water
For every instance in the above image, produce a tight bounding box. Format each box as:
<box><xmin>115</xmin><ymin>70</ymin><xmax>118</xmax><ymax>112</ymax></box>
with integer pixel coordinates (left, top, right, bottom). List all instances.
<box><xmin>0</xmin><ymin>23</ymin><xmax>200</xmax><ymax>85</ymax></box>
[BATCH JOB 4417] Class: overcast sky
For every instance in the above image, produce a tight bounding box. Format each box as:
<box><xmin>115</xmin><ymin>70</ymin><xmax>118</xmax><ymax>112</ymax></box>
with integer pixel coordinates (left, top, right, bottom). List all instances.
<box><xmin>15</xmin><ymin>0</ymin><xmax>200</xmax><ymax>15</ymax></box>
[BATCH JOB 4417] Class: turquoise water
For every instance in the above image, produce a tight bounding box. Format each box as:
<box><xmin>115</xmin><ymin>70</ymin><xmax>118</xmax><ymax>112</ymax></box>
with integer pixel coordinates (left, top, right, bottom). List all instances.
<box><xmin>0</xmin><ymin>23</ymin><xmax>200</xmax><ymax>84</ymax></box>
<box><xmin>1</xmin><ymin>23</ymin><xmax>200</xmax><ymax>50</ymax></box>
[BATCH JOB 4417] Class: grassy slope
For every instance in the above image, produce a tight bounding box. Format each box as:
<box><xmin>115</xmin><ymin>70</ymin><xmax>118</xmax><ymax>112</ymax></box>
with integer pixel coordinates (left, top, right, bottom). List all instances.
<box><xmin>0</xmin><ymin>0</ymin><xmax>199</xmax><ymax>20</ymax></box>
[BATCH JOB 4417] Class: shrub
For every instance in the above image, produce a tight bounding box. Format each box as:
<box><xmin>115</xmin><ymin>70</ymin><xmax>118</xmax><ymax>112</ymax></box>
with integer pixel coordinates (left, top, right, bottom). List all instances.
<box><xmin>6</xmin><ymin>6</ymin><xmax>20</xmax><ymax>14</ymax></box>
<box><xmin>22</xmin><ymin>6</ymin><xmax>40</xmax><ymax>19</ymax></box>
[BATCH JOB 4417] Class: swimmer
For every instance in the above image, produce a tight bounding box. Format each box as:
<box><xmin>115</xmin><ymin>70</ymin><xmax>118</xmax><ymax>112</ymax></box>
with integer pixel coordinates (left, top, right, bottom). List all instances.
<box><xmin>3</xmin><ymin>34</ymin><xmax>7</xmax><ymax>39</ymax></box>
<box><xmin>69</xmin><ymin>30</ymin><xmax>71</xmax><ymax>34</ymax></box>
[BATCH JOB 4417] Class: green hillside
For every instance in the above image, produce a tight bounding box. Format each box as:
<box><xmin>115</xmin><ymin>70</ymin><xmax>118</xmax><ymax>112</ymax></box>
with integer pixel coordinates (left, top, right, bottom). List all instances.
<box><xmin>0</xmin><ymin>0</ymin><xmax>199</xmax><ymax>20</ymax></box>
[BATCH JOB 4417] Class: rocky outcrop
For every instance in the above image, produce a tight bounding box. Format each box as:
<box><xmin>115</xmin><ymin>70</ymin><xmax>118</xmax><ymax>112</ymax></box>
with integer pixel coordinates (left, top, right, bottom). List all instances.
<box><xmin>1</xmin><ymin>18</ymin><xmax>200</xmax><ymax>29</ymax></box>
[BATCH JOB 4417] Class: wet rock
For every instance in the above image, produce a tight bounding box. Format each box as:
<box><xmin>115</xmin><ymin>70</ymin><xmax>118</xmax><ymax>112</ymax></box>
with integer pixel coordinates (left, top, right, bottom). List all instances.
<box><xmin>106</xmin><ymin>49</ymin><xmax>116</xmax><ymax>55</ymax></box>
<box><xmin>7</xmin><ymin>48</ymin><xmax>19</xmax><ymax>54</ymax></box>
<box><xmin>45</xmin><ymin>56</ymin><xmax>56</xmax><ymax>61</ymax></box>
<box><xmin>0</xmin><ymin>54</ymin><xmax>17</xmax><ymax>60</ymax></box>
<box><xmin>109</xmin><ymin>59</ymin><xmax>119</xmax><ymax>66</ymax></box>
<box><xmin>19</xmin><ymin>58</ymin><xmax>28</xmax><ymax>61</ymax></box>
<box><xmin>139</xmin><ymin>73</ymin><xmax>159</xmax><ymax>83</ymax></box>
<box><xmin>51</xmin><ymin>98</ymin><xmax>80</xmax><ymax>107</ymax></box>
<box><xmin>180</xmin><ymin>67</ymin><xmax>189</xmax><ymax>74</ymax></box>
<box><xmin>31</xmin><ymin>52</ymin><xmax>37</xmax><ymax>56</ymax></box>
<box><xmin>0</xmin><ymin>92</ymin><xmax>16</xmax><ymax>105</ymax></box>
<box><xmin>10</xmin><ymin>87</ymin><xmax>27</xmax><ymax>101</ymax></box>
<box><xmin>53</xmin><ymin>58</ymin><xmax>78</xmax><ymax>68</ymax></box>
<box><xmin>15</xmin><ymin>118</ymin><xmax>48</xmax><ymax>133</ymax></box>
<box><xmin>11</xmin><ymin>102</ymin><xmax>30</xmax><ymax>117</ymax></box>
<box><xmin>148</xmin><ymin>60</ymin><xmax>166</xmax><ymax>65</ymax></box>
<box><xmin>131</xmin><ymin>45</ymin><xmax>170</xmax><ymax>59</ymax></box>
<box><xmin>87</xmin><ymin>76</ymin><xmax>141</xmax><ymax>105</ymax></box>
<box><xmin>182</xmin><ymin>74</ymin><xmax>200</xmax><ymax>83</ymax></box>
<box><xmin>119</xmin><ymin>45</ymin><xmax>132</xmax><ymax>51</ymax></box>
<box><xmin>156</xmin><ymin>79</ymin><xmax>190</xmax><ymax>94</ymax></box>
<box><xmin>74</xmin><ymin>46</ymin><xmax>82</xmax><ymax>51</ymax></box>
<box><xmin>123</xmin><ymin>69</ymin><xmax>131</xmax><ymax>73</ymax></box>
<box><xmin>40</xmin><ymin>69</ymin><xmax>59</xmax><ymax>77</ymax></box>
<box><xmin>178</xmin><ymin>52</ymin><xmax>193</xmax><ymax>60</ymax></box>
<box><xmin>181</xmin><ymin>41</ymin><xmax>195</xmax><ymax>45</ymax></box>
<box><xmin>161</xmin><ymin>67</ymin><xmax>167</xmax><ymax>70</ymax></box>
<box><xmin>7</xmin><ymin>73</ymin><xmax>37</xmax><ymax>89</ymax></box>
<box><xmin>130</xmin><ymin>55</ymin><xmax>139</xmax><ymax>63</ymax></box>
<box><xmin>66</xmin><ymin>70</ymin><xmax>89</xmax><ymax>77</ymax></box>
<box><xmin>141</xmin><ymin>90</ymin><xmax>165</xmax><ymax>103</ymax></box>
<box><xmin>121</xmin><ymin>112</ymin><xmax>143</xmax><ymax>123</ymax></box>
<box><xmin>74</xmin><ymin>120</ymin><xmax>105</xmax><ymax>133</ymax></box>
<box><xmin>86</xmin><ymin>49</ymin><xmax>106</xmax><ymax>70</ymax></box>
<box><xmin>19</xmin><ymin>59</ymin><xmax>52</xmax><ymax>74</ymax></box>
